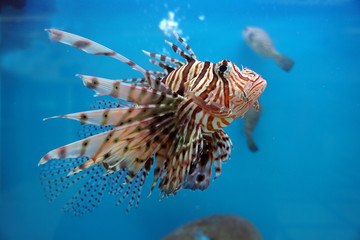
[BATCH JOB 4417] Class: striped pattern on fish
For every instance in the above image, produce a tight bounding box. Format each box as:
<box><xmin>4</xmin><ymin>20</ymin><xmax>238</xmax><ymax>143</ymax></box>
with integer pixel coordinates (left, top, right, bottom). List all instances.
<box><xmin>39</xmin><ymin>29</ymin><xmax>266</xmax><ymax>215</ymax></box>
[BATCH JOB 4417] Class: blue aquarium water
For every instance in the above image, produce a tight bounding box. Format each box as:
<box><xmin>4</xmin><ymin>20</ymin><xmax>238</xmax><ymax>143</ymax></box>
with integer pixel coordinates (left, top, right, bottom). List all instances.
<box><xmin>1</xmin><ymin>0</ymin><xmax>359</xmax><ymax>239</ymax></box>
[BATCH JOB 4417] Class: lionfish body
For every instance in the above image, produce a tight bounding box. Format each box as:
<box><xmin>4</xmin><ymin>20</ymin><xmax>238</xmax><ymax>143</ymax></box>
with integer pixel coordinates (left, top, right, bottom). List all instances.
<box><xmin>39</xmin><ymin>29</ymin><xmax>266</xmax><ymax>215</ymax></box>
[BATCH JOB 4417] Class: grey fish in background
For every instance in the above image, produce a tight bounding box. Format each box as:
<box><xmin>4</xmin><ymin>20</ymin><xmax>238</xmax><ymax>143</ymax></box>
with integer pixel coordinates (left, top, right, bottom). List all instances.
<box><xmin>243</xmin><ymin>26</ymin><xmax>294</xmax><ymax>72</ymax></box>
<box><xmin>243</xmin><ymin>102</ymin><xmax>262</xmax><ymax>152</ymax></box>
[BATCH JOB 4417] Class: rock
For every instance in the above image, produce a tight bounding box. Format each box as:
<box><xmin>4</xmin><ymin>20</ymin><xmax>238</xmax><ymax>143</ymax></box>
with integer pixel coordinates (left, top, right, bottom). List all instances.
<box><xmin>162</xmin><ymin>214</ymin><xmax>262</xmax><ymax>240</ymax></box>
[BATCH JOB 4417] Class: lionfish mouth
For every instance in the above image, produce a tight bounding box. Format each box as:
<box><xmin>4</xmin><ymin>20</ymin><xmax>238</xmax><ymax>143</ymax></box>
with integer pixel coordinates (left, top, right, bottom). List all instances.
<box><xmin>248</xmin><ymin>76</ymin><xmax>266</xmax><ymax>103</ymax></box>
<box><xmin>240</xmin><ymin>66</ymin><xmax>267</xmax><ymax>99</ymax></box>
<box><xmin>254</xmin><ymin>76</ymin><xmax>267</xmax><ymax>93</ymax></box>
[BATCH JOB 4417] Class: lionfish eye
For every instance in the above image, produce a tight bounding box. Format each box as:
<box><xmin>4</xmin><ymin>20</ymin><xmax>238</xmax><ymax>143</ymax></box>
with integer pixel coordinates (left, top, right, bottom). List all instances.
<box><xmin>216</xmin><ymin>60</ymin><xmax>231</xmax><ymax>75</ymax></box>
<box><xmin>219</xmin><ymin>65</ymin><xmax>227</xmax><ymax>72</ymax></box>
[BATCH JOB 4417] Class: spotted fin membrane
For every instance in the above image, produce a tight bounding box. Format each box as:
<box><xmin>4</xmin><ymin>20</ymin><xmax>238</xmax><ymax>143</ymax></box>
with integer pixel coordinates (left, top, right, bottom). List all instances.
<box><xmin>40</xmin><ymin>157</ymin><xmax>151</xmax><ymax>215</ymax></box>
<box><xmin>41</xmin><ymin>97</ymin><xmax>152</xmax><ymax>215</ymax></box>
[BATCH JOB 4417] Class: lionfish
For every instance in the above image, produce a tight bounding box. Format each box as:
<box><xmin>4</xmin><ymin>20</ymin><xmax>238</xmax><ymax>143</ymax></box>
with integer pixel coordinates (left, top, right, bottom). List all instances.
<box><xmin>39</xmin><ymin>29</ymin><xmax>266</xmax><ymax>215</ymax></box>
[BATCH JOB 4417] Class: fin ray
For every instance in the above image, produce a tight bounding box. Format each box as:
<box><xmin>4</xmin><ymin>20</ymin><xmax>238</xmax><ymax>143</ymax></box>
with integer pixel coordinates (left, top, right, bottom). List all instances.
<box><xmin>77</xmin><ymin>74</ymin><xmax>178</xmax><ymax>105</ymax></box>
<box><xmin>46</xmin><ymin>29</ymin><xmax>170</xmax><ymax>92</ymax></box>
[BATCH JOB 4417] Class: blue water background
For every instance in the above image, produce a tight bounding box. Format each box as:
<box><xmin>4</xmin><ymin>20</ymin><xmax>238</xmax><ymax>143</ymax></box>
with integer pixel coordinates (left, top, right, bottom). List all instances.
<box><xmin>1</xmin><ymin>0</ymin><xmax>359</xmax><ymax>239</ymax></box>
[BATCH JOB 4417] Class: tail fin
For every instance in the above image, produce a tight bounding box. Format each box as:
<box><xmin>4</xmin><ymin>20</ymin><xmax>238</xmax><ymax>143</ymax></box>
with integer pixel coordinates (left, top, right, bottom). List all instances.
<box><xmin>273</xmin><ymin>53</ymin><xmax>294</xmax><ymax>72</ymax></box>
<box><xmin>246</xmin><ymin>135</ymin><xmax>258</xmax><ymax>152</ymax></box>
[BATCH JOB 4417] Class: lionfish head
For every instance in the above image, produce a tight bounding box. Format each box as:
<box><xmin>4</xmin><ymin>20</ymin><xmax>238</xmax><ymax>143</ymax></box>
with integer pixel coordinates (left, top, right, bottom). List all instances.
<box><xmin>215</xmin><ymin>60</ymin><xmax>267</xmax><ymax>119</ymax></box>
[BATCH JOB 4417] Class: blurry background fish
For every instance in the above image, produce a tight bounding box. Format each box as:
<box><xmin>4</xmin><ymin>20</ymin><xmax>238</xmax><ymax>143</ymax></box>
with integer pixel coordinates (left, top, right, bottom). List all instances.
<box><xmin>243</xmin><ymin>26</ymin><xmax>294</xmax><ymax>72</ymax></box>
<box><xmin>243</xmin><ymin>102</ymin><xmax>262</xmax><ymax>152</ymax></box>
<box><xmin>241</xmin><ymin>26</ymin><xmax>294</xmax><ymax>150</ymax></box>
